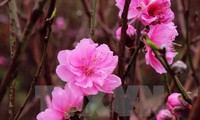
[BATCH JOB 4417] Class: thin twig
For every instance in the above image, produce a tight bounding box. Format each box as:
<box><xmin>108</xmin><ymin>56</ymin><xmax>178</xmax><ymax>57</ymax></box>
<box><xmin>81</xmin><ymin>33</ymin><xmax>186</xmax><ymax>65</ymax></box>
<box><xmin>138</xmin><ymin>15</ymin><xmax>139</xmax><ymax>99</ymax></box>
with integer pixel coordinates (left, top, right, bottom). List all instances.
<box><xmin>90</xmin><ymin>0</ymin><xmax>97</xmax><ymax>39</ymax></box>
<box><xmin>123</xmin><ymin>44</ymin><xmax>143</xmax><ymax>79</ymax></box>
<box><xmin>164</xmin><ymin>74</ymin><xmax>171</xmax><ymax>95</ymax></box>
<box><xmin>0</xmin><ymin>0</ymin><xmax>47</xmax><ymax>103</ymax></box>
<box><xmin>118</xmin><ymin>1</ymin><xmax>131</xmax><ymax>120</ymax></box>
<box><xmin>14</xmin><ymin>1</ymin><xmax>56</xmax><ymax>119</ymax></box>
<box><xmin>8</xmin><ymin>0</ymin><xmax>19</xmax><ymax>119</ymax></box>
<box><xmin>185</xmin><ymin>0</ymin><xmax>200</xmax><ymax>89</ymax></box>
<box><xmin>118</xmin><ymin>0</ymin><xmax>131</xmax><ymax>82</ymax></box>
<box><xmin>81</xmin><ymin>0</ymin><xmax>118</xmax><ymax>42</ymax></box>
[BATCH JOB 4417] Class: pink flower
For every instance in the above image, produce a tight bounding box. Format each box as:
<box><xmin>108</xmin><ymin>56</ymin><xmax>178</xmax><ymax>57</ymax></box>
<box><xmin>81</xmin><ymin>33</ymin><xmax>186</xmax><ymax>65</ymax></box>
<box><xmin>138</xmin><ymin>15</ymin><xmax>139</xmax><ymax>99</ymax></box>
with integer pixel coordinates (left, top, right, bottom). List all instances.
<box><xmin>115</xmin><ymin>0</ymin><xmax>174</xmax><ymax>25</ymax></box>
<box><xmin>56</xmin><ymin>38</ymin><xmax>121</xmax><ymax>95</ymax></box>
<box><xmin>116</xmin><ymin>25</ymin><xmax>136</xmax><ymax>39</ymax></box>
<box><xmin>37</xmin><ymin>85</ymin><xmax>83</xmax><ymax>120</ymax></box>
<box><xmin>145</xmin><ymin>22</ymin><xmax>178</xmax><ymax>74</ymax></box>
<box><xmin>52</xmin><ymin>16</ymin><xmax>65</xmax><ymax>32</ymax></box>
<box><xmin>116</xmin><ymin>0</ymin><xmax>149</xmax><ymax>19</ymax></box>
<box><xmin>140</xmin><ymin>0</ymin><xmax>174</xmax><ymax>25</ymax></box>
<box><xmin>167</xmin><ymin>93</ymin><xmax>192</xmax><ymax>117</ymax></box>
<box><xmin>156</xmin><ymin>109</ymin><xmax>175</xmax><ymax>120</ymax></box>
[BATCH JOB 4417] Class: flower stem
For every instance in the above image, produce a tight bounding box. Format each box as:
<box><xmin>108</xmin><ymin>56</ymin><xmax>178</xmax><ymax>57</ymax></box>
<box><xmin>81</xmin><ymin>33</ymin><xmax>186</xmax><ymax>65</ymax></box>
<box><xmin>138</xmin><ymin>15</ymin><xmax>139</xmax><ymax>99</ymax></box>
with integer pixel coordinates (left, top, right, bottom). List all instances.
<box><xmin>90</xmin><ymin>0</ymin><xmax>97</xmax><ymax>39</ymax></box>
<box><xmin>164</xmin><ymin>74</ymin><xmax>171</xmax><ymax>95</ymax></box>
<box><xmin>145</xmin><ymin>36</ymin><xmax>192</xmax><ymax>104</ymax></box>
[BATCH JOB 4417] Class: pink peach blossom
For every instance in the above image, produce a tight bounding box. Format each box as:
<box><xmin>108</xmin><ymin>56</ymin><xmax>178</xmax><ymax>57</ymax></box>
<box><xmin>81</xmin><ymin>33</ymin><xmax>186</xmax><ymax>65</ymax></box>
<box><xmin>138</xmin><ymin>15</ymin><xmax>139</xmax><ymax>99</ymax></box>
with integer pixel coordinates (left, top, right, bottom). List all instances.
<box><xmin>115</xmin><ymin>0</ymin><xmax>174</xmax><ymax>25</ymax></box>
<box><xmin>56</xmin><ymin>38</ymin><xmax>121</xmax><ymax>95</ymax></box>
<box><xmin>167</xmin><ymin>93</ymin><xmax>192</xmax><ymax>116</ymax></box>
<box><xmin>140</xmin><ymin>0</ymin><xmax>174</xmax><ymax>25</ymax></box>
<box><xmin>145</xmin><ymin>22</ymin><xmax>178</xmax><ymax>74</ymax></box>
<box><xmin>116</xmin><ymin>25</ymin><xmax>136</xmax><ymax>40</ymax></box>
<box><xmin>116</xmin><ymin>0</ymin><xmax>149</xmax><ymax>19</ymax></box>
<box><xmin>37</xmin><ymin>85</ymin><xmax>83</xmax><ymax>120</ymax></box>
<box><xmin>156</xmin><ymin>109</ymin><xmax>175</xmax><ymax>120</ymax></box>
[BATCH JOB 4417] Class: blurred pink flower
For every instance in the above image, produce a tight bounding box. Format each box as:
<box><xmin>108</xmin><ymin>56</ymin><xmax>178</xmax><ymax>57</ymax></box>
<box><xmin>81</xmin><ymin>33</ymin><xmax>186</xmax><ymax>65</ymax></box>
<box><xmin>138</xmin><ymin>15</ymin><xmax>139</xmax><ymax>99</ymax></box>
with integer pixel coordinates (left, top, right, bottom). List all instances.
<box><xmin>116</xmin><ymin>25</ymin><xmax>136</xmax><ymax>39</ymax></box>
<box><xmin>52</xmin><ymin>16</ymin><xmax>65</xmax><ymax>32</ymax></box>
<box><xmin>56</xmin><ymin>38</ymin><xmax>121</xmax><ymax>95</ymax></box>
<box><xmin>115</xmin><ymin>0</ymin><xmax>174</xmax><ymax>25</ymax></box>
<box><xmin>0</xmin><ymin>56</ymin><xmax>6</xmax><ymax>65</ymax></box>
<box><xmin>140</xmin><ymin>0</ymin><xmax>174</xmax><ymax>25</ymax></box>
<box><xmin>156</xmin><ymin>109</ymin><xmax>175</xmax><ymax>120</ymax></box>
<box><xmin>145</xmin><ymin>22</ymin><xmax>178</xmax><ymax>74</ymax></box>
<box><xmin>167</xmin><ymin>93</ymin><xmax>192</xmax><ymax>116</ymax></box>
<box><xmin>37</xmin><ymin>85</ymin><xmax>83</xmax><ymax>120</ymax></box>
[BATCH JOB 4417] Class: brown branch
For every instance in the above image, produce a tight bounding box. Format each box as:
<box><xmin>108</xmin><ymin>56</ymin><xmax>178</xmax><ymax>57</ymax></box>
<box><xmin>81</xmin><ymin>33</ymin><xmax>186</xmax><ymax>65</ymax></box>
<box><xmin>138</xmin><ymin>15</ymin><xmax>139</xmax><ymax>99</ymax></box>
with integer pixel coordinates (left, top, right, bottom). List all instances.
<box><xmin>118</xmin><ymin>1</ymin><xmax>131</xmax><ymax>120</ymax></box>
<box><xmin>118</xmin><ymin>0</ymin><xmax>130</xmax><ymax>83</ymax></box>
<box><xmin>0</xmin><ymin>0</ymin><xmax>48</xmax><ymax>103</ymax></box>
<box><xmin>14</xmin><ymin>1</ymin><xmax>56</xmax><ymax>119</ymax></box>
<box><xmin>8</xmin><ymin>0</ymin><xmax>19</xmax><ymax>119</ymax></box>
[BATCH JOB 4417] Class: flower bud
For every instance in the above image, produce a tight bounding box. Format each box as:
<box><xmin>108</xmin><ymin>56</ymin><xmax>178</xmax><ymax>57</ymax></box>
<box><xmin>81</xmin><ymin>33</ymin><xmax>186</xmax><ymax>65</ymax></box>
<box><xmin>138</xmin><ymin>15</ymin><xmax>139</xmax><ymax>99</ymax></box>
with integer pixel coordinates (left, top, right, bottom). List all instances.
<box><xmin>171</xmin><ymin>60</ymin><xmax>187</xmax><ymax>75</ymax></box>
<box><xmin>167</xmin><ymin>93</ymin><xmax>192</xmax><ymax>117</ymax></box>
<box><xmin>116</xmin><ymin>25</ymin><xmax>136</xmax><ymax>47</ymax></box>
<box><xmin>156</xmin><ymin>109</ymin><xmax>175</xmax><ymax>120</ymax></box>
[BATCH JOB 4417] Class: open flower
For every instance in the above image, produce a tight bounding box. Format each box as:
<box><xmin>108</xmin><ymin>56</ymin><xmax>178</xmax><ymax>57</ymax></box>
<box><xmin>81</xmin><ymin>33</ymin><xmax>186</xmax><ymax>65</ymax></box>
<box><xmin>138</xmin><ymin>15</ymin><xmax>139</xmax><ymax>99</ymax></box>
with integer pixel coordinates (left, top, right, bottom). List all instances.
<box><xmin>37</xmin><ymin>85</ymin><xmax>83</xmax><ymax>120</ymax></box>
<box><xmin>156</xmin><ymin>109</ymin><xmax>175</xmax><ymax>120</ymax></box>
<box><xmin>140</xmin><ymin>0</ymin><xmax>174</xmax><ymax>25</ymax></box>
<box><xmin>167</xmin><ymin>93</ymin><xmax>192</xmax><ymax>117</ymax></box>
<box><xmin>56</xmin><ymin>38</ymin><xmax>121</xmax><ymax>95</ymax></box>
<box><xmin>145</xmin><ymin>22</ymin><xmax>178</xmax><ymax>74</ymax></box>
<box><xmin>115</xmin><ymin>0</ymin><xmax>174</xmax><ymax>25</ymax></box>
<box><xmin>116</xmin><ymin>0</ymin><xmax>149</xmax><ymax>19</ymax></box>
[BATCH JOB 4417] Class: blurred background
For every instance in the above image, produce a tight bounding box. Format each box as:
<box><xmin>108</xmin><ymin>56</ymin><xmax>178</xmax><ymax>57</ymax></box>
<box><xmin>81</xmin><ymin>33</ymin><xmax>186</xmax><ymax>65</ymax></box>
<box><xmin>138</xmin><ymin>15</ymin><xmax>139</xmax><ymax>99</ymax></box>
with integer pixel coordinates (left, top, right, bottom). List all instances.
<box><xmin>0</xmin><ymin>0</ymin><xmax>200</xmax><ymax>120</ymax></box>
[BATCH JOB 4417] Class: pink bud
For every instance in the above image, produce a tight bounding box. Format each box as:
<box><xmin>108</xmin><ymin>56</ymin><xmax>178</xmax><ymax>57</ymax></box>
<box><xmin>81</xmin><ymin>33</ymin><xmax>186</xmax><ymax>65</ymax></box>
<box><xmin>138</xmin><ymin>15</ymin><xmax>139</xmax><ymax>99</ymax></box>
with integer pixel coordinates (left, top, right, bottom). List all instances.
<box><xmin>167</xmin><ymin>93</ymin><xmax>192</xmax><ymax>117</ymax></box>
<box><xmin>156</xmin><ymin>109</ymin><xmax>175</xmax><ymax>120</ymax></box>
<box><xmin>116</xmin><ymin>25</ymin><xmax>136</xmax><ymax>40</ymax></box>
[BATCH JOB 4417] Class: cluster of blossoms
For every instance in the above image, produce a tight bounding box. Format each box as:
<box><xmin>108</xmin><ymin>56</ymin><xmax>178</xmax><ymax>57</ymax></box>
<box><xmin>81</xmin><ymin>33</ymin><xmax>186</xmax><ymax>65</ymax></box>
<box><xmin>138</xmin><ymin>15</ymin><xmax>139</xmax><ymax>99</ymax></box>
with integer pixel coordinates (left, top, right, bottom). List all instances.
<box><xmin>156</xmin><ymin>93</ymin><xmax>192</xmax><ymax>120</ymax></box>
<box><xmin>115</xmin><ymin>0</ymin><xmax>178</xmax><ymax>74</ymax></box>
<box><xmin>37</xmin><ymin>38</ymin><xmax>121</xmax><ymax>119</ymax></box>
<box><xmin>115</xmin><ymin>1</ymin><xmax>193</xmax><ymax>119</ymax></box>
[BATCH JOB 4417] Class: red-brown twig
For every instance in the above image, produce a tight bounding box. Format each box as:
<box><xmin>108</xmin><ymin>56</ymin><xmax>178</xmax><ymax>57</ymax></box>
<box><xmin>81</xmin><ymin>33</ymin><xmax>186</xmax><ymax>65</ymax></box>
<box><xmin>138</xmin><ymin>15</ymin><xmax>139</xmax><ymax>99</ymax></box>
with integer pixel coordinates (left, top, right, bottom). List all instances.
<box><xmin>0</xmin><ymin>0</ymin><xmax>47</xmax><ymax>103</ymax></box>
<box><xmin>118</xmin><ymin>1</ymin><xmax>131</xmax><ymax>120</ymax></box>
<box><xmin>14</xmin><ymin>1</ymin><xmax>56</xmax><ymax>119</ymax></box>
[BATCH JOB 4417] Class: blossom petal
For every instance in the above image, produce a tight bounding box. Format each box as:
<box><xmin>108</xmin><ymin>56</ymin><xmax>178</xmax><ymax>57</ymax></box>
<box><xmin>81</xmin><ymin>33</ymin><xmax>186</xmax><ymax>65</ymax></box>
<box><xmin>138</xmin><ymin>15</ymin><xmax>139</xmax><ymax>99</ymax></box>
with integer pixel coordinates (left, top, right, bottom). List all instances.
<box><xmin>96</xmin><ymin>74</ymin><xmax>121</xmax><ymax>93</ymax></box>
<box><xmin>36</xmin><ymin>108</ymin><xmax>63</xmax><ymax>120</ymax></box>
<box><xmin>57</xmin><ymin>50</ymin><xmax>71</xmax><ymax>64</ymax></box>
<box><xmin>51</xmin><ymin>87</ymin><xmax>71</xmax><ymax>112</ymax></box>
<box><xmin>56</xmin><ymin>65</ymin><xmax>75</xmax><ymax>82</ymax></box>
